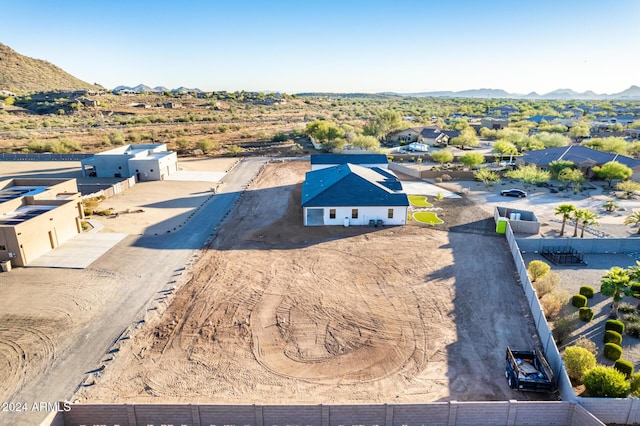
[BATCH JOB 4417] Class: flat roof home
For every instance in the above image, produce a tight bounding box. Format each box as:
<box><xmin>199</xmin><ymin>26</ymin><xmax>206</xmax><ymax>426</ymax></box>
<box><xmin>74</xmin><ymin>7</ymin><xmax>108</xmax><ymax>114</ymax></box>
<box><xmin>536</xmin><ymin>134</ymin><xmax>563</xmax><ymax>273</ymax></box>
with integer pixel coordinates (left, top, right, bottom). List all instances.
<box><xmin>310</xmin><ymin>153</ymin><xmax>389</xmax><ymax>171</ymax></box>
<box><xmin>301</xmin><ymin>163</ymin><xmax>409</xmax><ymax>226</ymax></box>
<box><xmin>0</xmin><ymin>178</ymin><xmax>83</xmax><ymax>267</ymax></box>
<box><xmin>80</xmin><ymin>143</ymin><xmax>178</xmax><ymax>181</ymax></box>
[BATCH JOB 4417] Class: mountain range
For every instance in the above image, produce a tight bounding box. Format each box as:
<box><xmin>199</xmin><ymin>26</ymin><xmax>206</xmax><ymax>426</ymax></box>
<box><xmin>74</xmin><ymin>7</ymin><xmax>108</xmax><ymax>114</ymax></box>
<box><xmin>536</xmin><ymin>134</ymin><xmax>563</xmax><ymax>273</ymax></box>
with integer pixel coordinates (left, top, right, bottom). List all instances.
<box><xmin>113</xmin><ymin>84</ymin><xmax>203</xmax><ymax>94</ymax></box>
<box><xmin>393</xmin><ymin>86</ymin><xmax>640</xmax><ymax>100</ymax></box>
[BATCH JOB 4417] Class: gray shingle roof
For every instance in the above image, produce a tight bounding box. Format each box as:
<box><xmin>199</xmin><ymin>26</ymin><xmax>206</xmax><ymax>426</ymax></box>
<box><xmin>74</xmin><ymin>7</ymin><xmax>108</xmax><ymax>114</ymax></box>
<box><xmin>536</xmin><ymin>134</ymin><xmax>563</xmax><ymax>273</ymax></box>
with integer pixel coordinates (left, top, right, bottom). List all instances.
<box><xmin>522</xmin><ymin>145</ymin><xmax>640</xmax><ymax>169</ymax></box>
<box><xmin>310</xmin><ymin>153</ymin><xmax>388</xmax><ymax>165</ymax></box>
<box><xmin>301</xmin><ymin>163</ymin><xmax>409</xmax><ymax>208</ymax></box>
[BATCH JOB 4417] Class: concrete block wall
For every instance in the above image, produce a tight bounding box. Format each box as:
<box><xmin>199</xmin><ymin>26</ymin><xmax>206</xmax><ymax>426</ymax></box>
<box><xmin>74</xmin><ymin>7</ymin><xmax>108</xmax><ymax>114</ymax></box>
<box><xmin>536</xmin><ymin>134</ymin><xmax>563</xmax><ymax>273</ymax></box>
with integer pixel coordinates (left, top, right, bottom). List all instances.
<box><xmin>51</xmin><ymin>401</ymin><xmax>605</xmax><ymax>426</ymax></box>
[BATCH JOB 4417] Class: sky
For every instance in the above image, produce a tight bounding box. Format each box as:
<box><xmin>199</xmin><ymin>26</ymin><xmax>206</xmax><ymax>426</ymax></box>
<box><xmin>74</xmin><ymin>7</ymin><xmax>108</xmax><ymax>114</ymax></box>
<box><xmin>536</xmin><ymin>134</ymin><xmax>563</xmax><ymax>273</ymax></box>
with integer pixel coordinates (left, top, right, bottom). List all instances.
<box><xmin>1</xmin><ymin>0</ymin><xmax>639</xmax><ymax>94</ymax></box>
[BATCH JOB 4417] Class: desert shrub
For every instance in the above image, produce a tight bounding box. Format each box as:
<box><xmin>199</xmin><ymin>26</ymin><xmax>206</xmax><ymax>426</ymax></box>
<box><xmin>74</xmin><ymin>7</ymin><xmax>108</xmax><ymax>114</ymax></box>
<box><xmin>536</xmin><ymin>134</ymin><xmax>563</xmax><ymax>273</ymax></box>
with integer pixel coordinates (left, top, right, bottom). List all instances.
<box><xmin>579</xmin><ymin>307</ymin><xmax>594</xmax><ymax>322</ymax></box>
<box><xmin>630</xmin><ymin>373</ymin><xmax>640</xmax><ymax>397</ymax></box>
<box><xmin>604</xmin><ymin>330</ymin><xmax>623</xmax><ymax>345</ymax></box>
<box><xmin>583</xmin><ymin>366</ymin><xmax>630</xmax><ymax>397</ymax></box>
<box><xmin>631</xmin><ymin>283</ymin><xmax>640</xmax><ymax>298</ymax></box>
<box><xmin>615</xmin><ymin>359</ymin><xmax>635</xmax><ymax>378</ymax></box>
<box><xmin>604</xmin><ymin>343</ymin><xmax>623</xmax><ymax>361</ymax></box>
<box><xmin>528</xmin><ymin>260</ymin><xmax>551</xmax><ymax>282</ymax></box>
<box><xmin>564</xmin><ymin>346</ymin><xmax>597</xmax><ymax>381</ymax></box>
<box><xmin>579</xmin><ymin>286</ymin><xmax>595</xmax><ymax>299</ymax></box>
<box><xmin>533</xmin><ymin>271</ymin><xmax>560</xmax><ymax>297</ymax></box>
<box><xmin>540</xmin><ymin>290</ymin><xmax>569</xmax><ymax>319</ymax></box>
<box><xmin>574</xmin><ymin>336</ymin><xmax>597</xmax><ymax>355</ymax></box>
<box><xmin>195</xmin><ymin>139</ymin><xmax>216</xmax><ymax>153</ymax></box>
<box><xmin>553</xmin><ymin>314</ymin><xmax>577</xmax><ymax>344</ymax></box>
<box><xmin>108</xmin><ymin>131</ymin><xmax>125</xmax><ymax>145</ymax></box>
<box><xmin>606</xmin><ymin>319</ymin><xmax>625</xmax><ymax>334</ymax></box>
<box><xmin>93</xmin><ymin>209</ymin><xmax>113</xmax><ymax>217</ymax></box>
<box><xmin>619</xmin><ymin>302</ymin><xmax>636</xmax><ymax>314</ymax></box>
<box><xmin>572</xmin><ymin>294</ymin><xmax>587</xmax><ymax>308</ymax></box>
<box><xmin>83</xmin><ymin>207</ymin><xmax>93</xmax><ymax>216</ymax></box>
<box><xmin>623</xmin><ymin>313</ymin><xmax>640</xmax><ymax>323</ymax></box>
<box><xmin>626</xmin><ymin>323</ymin><xmax>640</xmax><ymax>338</ymax></box>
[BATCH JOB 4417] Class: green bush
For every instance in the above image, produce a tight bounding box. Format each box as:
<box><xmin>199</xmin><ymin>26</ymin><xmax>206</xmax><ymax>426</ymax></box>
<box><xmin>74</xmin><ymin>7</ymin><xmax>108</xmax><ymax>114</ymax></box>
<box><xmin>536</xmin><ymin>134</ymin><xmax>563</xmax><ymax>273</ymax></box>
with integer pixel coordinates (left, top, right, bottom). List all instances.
<box><xmin>631</xmin><ymin>283</ymin><xmax>640</xmax><ymax>298</ymax></box>
<box><xmin>564</xmin><ymin>346</ymin><xmax>597</xmax><ymax>381</ymax></box>
<box><xmin>579</xmin><ymin>286</ymin><xmax>595</xmax><ymax>299</ymax></box>
<box><xmin>528</xmin><ymin>260</ymin><xmax>551</xmax><ymax>282</ymax></box>
<box><xmin>604</xmin><ymin>343</ymin><xmax>623</xmax><ymax>361</ymax></box>
<box><xmin>553</xmin><ymin>315</ymin><xmax>578</xmax><ymax>344</ymax></box>
<box><xmin>631</xmin><ymin>373</ymin><xmax>640</xmax><ymax>397</ymax></box>
<box><xmin>626</xmin><ymin>323</ymin><xmax>640</xmax><ymax>338</ymax></box>
<box><xmin>615</xmin><ymin>359</ymin><xmax>635</xmax><ymax>379</ymax></box>
<box><xmin>623</xmin><ymin>313</ymin><xmax>640</xmax><ymax>323</ymax></box>
<box><xmin>572</xmin><ymin>294</ymin><xmax>587</xmax><ymax>308</ymax></box>
<box><xmin>604</xmin><ymin>330</ymin><xmax>623</xmax><ymax>345</ymax></box>
<box><xmin>583</xmin><ymin>366</ymin><xmax>630</xmax><ymax>397</ymax></box>
<box><xmin>606</xmin><ymin>319</ymin><xmax>625</xmax><ymax>334</ymax></box>
<box><xmin>579</xmin><ymin>307</ymin><xmax>594</xmax><ymax>322</ymax></box>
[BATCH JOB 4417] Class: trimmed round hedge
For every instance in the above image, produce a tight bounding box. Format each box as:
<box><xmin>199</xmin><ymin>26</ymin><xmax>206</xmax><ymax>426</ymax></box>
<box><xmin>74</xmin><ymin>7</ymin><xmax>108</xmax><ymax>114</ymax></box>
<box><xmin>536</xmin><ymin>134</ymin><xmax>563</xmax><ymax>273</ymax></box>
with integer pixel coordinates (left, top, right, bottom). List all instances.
<box><xmin>604</xmin><ymin>343</ymin><xmax>623</xmax><ymax>361</ymax></box>
<box><xmin>579</xmin><ymin>307</ymin><xmax>594</xmax><ymax>322</ymax></box>
<box><xmin>604</xmin><ymin>330</ymin><xmax>623</xmax><ymax>345</ymax></box>
<box><xmin>606</xmin><ymin>319</ymin><xmax>625</xmax><ymax>334</ymax></box>
<box><xmin>579</xmin><ymin>286</ymin><xmax>595</xmax><ymax>299</ymax></box>
<box><xmin>615</xmin><ymin>359</ymin><xmax>635</xmax><ymax>379</ymax></box>
<box><xmin>572</xmin><ymin>294</ymin><xmax>588</xmax><ymax>308</ymax></box>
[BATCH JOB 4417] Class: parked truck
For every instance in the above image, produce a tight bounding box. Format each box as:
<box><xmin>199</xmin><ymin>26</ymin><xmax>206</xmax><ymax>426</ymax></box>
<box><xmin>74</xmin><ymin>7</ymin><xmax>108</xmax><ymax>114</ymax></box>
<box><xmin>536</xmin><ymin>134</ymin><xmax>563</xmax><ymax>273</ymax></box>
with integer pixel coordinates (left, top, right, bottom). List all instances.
<box><xmin>505</xmin><ymin>346</ymin><xmax>555</xmax><ymax>392</ymax></box>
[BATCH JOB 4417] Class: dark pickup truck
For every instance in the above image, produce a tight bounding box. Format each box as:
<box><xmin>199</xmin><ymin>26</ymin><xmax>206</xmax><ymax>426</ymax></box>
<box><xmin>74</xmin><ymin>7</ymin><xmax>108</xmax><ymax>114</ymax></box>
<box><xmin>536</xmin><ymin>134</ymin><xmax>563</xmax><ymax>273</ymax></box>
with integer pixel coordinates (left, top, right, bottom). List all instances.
<box><xmin>505</xmin><ymin>347</ymin><xmax>555</xmax><ymax>393</ymax></box>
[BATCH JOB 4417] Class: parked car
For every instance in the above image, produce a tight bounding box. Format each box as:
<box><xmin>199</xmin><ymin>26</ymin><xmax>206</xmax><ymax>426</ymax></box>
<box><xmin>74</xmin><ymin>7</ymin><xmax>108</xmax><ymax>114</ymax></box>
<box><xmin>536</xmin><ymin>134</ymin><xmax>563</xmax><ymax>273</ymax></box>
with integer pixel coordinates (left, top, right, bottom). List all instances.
<box><xmin>501</xmin><ymin>189</ymin><xmax>527</xmax><ymax>198</ymax></box>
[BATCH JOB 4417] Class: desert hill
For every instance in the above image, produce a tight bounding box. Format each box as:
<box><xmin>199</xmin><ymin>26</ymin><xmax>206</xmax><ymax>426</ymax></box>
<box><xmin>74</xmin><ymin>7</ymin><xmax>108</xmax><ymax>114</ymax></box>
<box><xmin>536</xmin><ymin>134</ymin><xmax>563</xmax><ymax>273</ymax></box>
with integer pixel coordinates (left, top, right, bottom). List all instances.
<box><xmin>0</xmin><ymin>42</ymin><xmax>99</xmax><ymax>94</ymax></box>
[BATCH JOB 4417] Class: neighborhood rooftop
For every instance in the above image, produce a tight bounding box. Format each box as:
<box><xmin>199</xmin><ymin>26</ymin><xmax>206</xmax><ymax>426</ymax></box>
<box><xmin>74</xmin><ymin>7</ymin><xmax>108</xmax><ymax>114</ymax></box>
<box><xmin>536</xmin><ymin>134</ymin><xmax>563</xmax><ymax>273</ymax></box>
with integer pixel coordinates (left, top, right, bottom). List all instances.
<box><xmin>522</xmin><ymin>145</ymin><xmax>640</xmax><ymax>168</ymax></box>
<box><xmin>310</xmin><ymin>153</ymin><xmax>388</xmax><ymax>165</ymax></box>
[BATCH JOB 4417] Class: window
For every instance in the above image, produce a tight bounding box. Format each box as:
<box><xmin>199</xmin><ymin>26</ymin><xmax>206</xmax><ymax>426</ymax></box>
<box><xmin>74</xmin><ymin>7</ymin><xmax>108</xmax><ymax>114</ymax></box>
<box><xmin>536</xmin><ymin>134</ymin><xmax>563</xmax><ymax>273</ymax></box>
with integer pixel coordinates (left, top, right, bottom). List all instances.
<box><xmin>329</xmin><ymin>209</ymin><xmax>336</xmax><ymax>219</ymax></box>
<box><xmin>352</xmin><ymin>209</ymin><xmax>358</xmax><ymax>219</ymax></box>
<box><xmin>388</xmin><ymin>208</ymin><xmax>394</xmax><ymax>219</ymax></box>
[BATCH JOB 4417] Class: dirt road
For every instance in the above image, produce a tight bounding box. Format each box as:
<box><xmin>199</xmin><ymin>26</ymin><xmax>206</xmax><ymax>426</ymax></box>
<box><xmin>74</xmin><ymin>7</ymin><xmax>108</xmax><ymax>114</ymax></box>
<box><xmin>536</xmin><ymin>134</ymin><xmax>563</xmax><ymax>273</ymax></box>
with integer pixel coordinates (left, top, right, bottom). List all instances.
<box><xmin>77</xmin><ymin>161</ymin><xmax>545</xmax><ymax>405</ymax></box>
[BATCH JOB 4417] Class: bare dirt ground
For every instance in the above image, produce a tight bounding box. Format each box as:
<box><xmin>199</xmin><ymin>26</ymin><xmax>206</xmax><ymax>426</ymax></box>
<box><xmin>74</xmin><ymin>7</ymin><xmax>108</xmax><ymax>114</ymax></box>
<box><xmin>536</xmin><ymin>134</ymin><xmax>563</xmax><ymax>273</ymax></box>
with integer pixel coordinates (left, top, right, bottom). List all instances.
<box><xmin>76</xmin><ymin>161</ymin><xmax>546</xmax><ymax>404</ymax></box>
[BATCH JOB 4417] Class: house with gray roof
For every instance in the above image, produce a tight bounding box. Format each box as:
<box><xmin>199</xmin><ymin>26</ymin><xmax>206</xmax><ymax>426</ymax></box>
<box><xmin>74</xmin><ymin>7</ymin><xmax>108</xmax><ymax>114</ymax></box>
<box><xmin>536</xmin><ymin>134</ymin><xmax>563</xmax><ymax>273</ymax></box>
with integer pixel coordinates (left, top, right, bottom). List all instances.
<box><xmin>310</xmin><ymin>154</ymin><xmax>388</xmax><ymax>171</ymax></box>
<box><xmin>520</xmin><ymin>145</ymin><xmax>640</xmax><ymax>180</ymax></box>
<box><xmin>301</xmin><ymin>163</ymin><xmax>409</xmax><ymax>226</ymax></box>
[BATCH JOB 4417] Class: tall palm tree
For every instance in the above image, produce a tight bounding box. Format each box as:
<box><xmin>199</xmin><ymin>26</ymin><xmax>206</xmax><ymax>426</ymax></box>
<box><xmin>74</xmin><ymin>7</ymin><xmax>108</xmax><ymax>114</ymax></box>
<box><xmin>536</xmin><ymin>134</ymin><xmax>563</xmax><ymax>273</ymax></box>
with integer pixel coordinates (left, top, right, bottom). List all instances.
<box><xmin>578</xmin><ymin>209</ymin><xmax>599</xmax><ymax>238</ymax></box>
<box><xmin>554</xmin><ymin>203</ymin><xmax>576</xmax><ymax>237</ymax></box>
<box><xmin>601</xmin><ymin>266</ymin><xmax>632</xmax><ymax>318</ymax></box>
<box><xmin>624</xmin><ymin>211</ymin><xmax>640</xmax><ymax>234</ymax></box>
<box><xmin>571</xmin><ymin>209</ymin><xmax>581</xmax><ymax>237</ymax></box>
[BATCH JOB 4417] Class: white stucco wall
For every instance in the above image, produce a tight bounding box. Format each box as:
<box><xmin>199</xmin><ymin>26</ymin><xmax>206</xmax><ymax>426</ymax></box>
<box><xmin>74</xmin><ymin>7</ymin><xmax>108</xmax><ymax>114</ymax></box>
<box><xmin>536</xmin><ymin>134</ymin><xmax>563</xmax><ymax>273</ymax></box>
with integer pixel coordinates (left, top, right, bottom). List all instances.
<box><xmin>304</xmin><ymin>206</ymin><xmax>407</xmax><ymax>226</ymax></box>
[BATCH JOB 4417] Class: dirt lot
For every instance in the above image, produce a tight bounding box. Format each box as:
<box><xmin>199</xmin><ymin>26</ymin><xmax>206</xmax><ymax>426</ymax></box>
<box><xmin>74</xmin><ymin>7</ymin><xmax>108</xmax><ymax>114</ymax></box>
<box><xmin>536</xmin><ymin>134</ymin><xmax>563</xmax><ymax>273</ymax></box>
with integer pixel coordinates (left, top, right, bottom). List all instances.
<box><xmin>76</xmin><ymin>161</ymin><xmax>546</xmax><ymax>404</ymax></box>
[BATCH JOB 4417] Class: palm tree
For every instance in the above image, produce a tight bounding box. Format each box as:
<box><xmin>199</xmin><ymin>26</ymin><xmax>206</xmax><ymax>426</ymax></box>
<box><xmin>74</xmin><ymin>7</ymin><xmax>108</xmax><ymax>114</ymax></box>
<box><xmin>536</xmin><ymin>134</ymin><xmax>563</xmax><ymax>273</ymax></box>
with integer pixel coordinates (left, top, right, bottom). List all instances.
<box><xmin>571</xmin><ymin>209</ymin><xmax>581</xmax><ymax>237</ymax></box>
<box><xmin>624</xmin><ymin>211</ymin><xmax>640</xmax><ymax>234</ymax></box>
<box><xmin>578</xmin><ymin>209</ymin><xmax>599</xmax><ymax>238</ymax></box>
<box><xmin>601</xmin><ymin>267</ymin><xmax>632</xmax><ymax>318</ymax></box>
<box><xmin>603</xmin><ymin>199</ymin><xmax>619</xmax><ymax>212</ymax></box>
<box><xmin>554</xmin><ymin>203</ymin><xmax>576</xmax><ymax>237</ymax></box>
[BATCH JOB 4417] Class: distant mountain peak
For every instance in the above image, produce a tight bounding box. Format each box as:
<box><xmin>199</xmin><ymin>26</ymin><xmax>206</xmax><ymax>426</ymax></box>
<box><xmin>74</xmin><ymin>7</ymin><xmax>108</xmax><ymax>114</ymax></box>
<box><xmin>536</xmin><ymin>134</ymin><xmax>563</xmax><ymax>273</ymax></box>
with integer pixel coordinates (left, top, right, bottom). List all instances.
<box><xmin>392</xmin><ymin>85</ymin><xmax>640</xmax><ymax>100</ymax></box>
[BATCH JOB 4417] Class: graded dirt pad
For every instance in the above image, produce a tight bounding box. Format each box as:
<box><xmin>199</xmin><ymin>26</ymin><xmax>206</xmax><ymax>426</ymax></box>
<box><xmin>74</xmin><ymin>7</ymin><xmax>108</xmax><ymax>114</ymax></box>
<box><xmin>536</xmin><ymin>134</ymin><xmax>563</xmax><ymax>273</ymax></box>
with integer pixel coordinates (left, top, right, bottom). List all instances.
<box><xmin>78</xmin><ymin>161</ymin><xmax>545</xmax><ymax>404</ymax></box>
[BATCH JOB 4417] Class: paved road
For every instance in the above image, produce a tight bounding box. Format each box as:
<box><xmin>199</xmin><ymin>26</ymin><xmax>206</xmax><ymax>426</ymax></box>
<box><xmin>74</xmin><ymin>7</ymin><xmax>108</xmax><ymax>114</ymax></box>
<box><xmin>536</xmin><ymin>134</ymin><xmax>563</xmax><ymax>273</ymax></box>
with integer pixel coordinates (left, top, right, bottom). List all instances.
<box><xmin>4</xmin><ymin>157</ymin><xmax>269</xmax><ymax>426</ymax></box>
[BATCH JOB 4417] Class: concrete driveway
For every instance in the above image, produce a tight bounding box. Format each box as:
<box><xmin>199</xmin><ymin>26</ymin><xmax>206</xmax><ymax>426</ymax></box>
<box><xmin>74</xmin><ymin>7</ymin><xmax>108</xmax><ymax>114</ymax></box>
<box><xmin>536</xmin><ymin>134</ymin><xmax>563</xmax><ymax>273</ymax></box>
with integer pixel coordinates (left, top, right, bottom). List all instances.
<box><xmin>26</xmin><ymin>232</ymin><xmax>127</xmax><ymax>269</ymax></box>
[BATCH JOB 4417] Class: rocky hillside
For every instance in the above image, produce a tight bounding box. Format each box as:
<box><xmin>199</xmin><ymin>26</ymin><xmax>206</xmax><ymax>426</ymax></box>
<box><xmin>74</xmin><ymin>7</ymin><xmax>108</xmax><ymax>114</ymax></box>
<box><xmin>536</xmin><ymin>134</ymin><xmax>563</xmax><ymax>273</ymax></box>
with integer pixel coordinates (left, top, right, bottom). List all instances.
<box><xmin>0</xmin><ymin>42</ymin><xmax>99</xmax><ymax>94</ymax></box>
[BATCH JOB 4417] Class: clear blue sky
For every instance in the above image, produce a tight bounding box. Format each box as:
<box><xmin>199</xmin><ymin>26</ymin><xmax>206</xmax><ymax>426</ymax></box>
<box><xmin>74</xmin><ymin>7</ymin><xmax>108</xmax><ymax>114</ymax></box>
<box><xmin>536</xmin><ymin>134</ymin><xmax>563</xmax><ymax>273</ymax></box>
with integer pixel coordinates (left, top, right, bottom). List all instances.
<box><xmin>2</xmin><ymin>1</ymin><xmax>639</xmax><ymax>94</ymax></box>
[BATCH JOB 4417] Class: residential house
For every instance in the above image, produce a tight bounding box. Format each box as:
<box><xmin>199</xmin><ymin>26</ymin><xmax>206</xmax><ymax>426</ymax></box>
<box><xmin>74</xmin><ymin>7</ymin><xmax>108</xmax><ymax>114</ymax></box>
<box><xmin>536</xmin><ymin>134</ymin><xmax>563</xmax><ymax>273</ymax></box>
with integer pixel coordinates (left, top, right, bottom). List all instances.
<box><xmin>419</xmin><ymin>127</ymin><xmax>450</xmax><ymax>146</ymax></box>
<box><xmin>310</xmin><ymin>154</ymin><xmax>388</xmax><ymax>171</ymax></box>
<box><xmin>481</xmin><ymin>118</ymin><xmax>509</xmax><ymax>130</ymax></box>
<box><xmin>625</xmin><ymin>128</ymin><xmax>640</xmax><ymax>139</ymax></box>
<box><xmin>301</xmin><ymin>163</ymin><xmax>409</xmax><ymax>226</ymax></box>
<box><xmin>0</xmin><ymin>178</ymin><xmax>83</xmax><ymax>267</ymax></box>
<box><xmin>386</xmin><ymin>127</ymin><xmax>422</xmax><ymax>144</ymax></box>
<box><xmin>80</xmin><ymin>144</ymin><xmax>178</xmax><ymax>181</ymax></box>
<box><xmin>488</xmin><ymin>105</ymin><xmax>518</xmax><ymax>117</ymax></box>
<box><xmin>520</xmin><ymin>145</ymin><xmax>640</xmax><ymax>180</ymax></box>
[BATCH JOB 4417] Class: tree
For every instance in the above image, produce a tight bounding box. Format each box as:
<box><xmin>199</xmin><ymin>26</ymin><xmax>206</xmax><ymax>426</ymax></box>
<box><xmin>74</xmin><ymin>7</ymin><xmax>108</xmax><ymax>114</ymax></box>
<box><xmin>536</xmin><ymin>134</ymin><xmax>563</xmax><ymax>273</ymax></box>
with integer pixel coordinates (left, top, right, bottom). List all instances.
<box><xmin>558</xmin><ymin>168</ymin><xmax>585</xmax><ymax>193</ymax></box>
<box><xmin>364</xmin><ymin>110</ymin><xmax>408</xmax><ymax>140</ymax></box>
<box><xmin>349</xmin><ymin>135</ymin><xmax>380</xmax><ymax>151</ymax></box>
<box><xmin>583</xmin><ymin>366</ymin><xmax>630</xmax><ymax>397</ymax></box>
<box><xmin>624</xmin><ymin>211</ymin><xmax>640</xmax><ymax>234</ymax></box>
<box><xmin>603</xmin><ymin>199</ymin><xmax>619</xmax><ymax>212</ymax></box>
<box><xmin>600</xmin><ymin>266</ymin><xmax>632</xmax><ymax>318</ymax></box>
<box><xmin>473</xmin><ymin>168</ymin><xmax>501</xmax><ymax>189</ymax></box>
<box><xmin>548</xmin><ymin>160</ymin><xmax>575</xmax><ymax>179</ymax></box>
<box><xmin>582</xmin><ymin>136</ymin><xmax>628</xmax><ymax>155</ymax></box>
<box><xmin>577</xmin><ymin>209</ymin><xmax>599</xmax><ymax>238</ymax></box>
<box><xmin>564</xmin><ymin>346</ymin><xmax>596</xmax><ymax>382</ymax></box>
<box><xmin>459</xmin><ymin>152</ymin><xmax>484</xmax><ymax>168</ymax></box>
<box><xmin>432</xmin><ymin>149</ymin><xmax>453</xmax><ymax>165</ymax></box>
<box><xmin>568</xmin><ymin>122</ymin><xmax>591</xmax><ymax>141</ymax></box>
<box><xmin>492</xmin><ymin>140</ymin><xmax>518</xmax><ymax>161</ymax></box>
<box><xmin>449</xmin><ymin>128</ymin><xmax>480</xmax><ymax>149</ymax></box>
<box><xmin>505</xmin><ymin>165</ymin><xmax>550</xmax><ymax>189</ymax></box>
<box><xmin>554</xmin><ymin>203</ymin><xmax>576</xmax><ymax>237</ymax></box>
<box><xmin>616</xmin><ymin>180</ymin><xmax>640</xmax><ymax>198</ymax></box>
<box><xmin>593</xmin><ymin>161</ymin><xmax>633</xmax><ymax>187</ymax></box>
<box><xmin>532</xmin><ymin>132</ymin><xmax>570</xmax><ymax>148</ymax></box>
<box><xmin>527</xmin><ymin>260</ymin><xmax>550</xmax><ymax>282</ymax></box>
